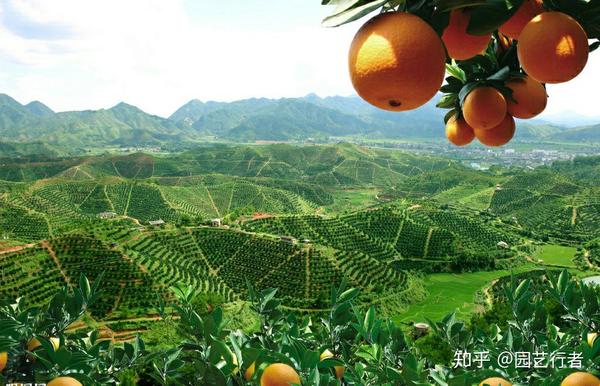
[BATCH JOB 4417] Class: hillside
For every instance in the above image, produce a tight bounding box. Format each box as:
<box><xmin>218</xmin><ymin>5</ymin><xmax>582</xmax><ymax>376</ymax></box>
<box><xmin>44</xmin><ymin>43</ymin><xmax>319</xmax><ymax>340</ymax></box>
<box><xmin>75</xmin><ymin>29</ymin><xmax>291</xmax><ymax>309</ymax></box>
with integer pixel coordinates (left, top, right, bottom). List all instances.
<box><xmin>2</xmin><ymin>143</ymin><xmax>600</xmax><ymax>351</ymax></box>
<box><xmin>0</xmin><ymin>96</ymin><xmax>186</xmax><ymax>146</ymax></box>
<box><xmin>3</xmin><ymin>92</ymin><xmax>599</xmax><ymax>147</ymax></box>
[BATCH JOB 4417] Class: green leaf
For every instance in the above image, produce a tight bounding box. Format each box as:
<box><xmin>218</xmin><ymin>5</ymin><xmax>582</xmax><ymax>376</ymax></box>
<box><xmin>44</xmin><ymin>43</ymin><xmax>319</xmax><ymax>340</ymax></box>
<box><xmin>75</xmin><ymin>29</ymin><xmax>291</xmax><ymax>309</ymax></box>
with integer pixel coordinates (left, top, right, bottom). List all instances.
<box><xmin>322</xmin><ymin>0</ymin><xmax>390</xmax><ymax>27</ymax></box>
<box><xmin>466</xmin><ymin>0</ymin><xmax>525</xmax><ymax>35</ymax></box>
<box><xmin>437</xmin><ymin>94</ymin><xmax>458</xmax><ymax>109</ymax></box>
<box><xmin>445</xmin><ymin>63</ymin><xmax>467</xmax><ymax>83</ymax></box>
<box><xmin>486</xmin><ymin>66</ymin><xmax>510</xmax><ymax>81</ymax></box>
<box><xmin>435</xmin><ymin>0</ymin><xmax>488</xmax><ymax>13</ymax></box>
<box><xmin>458</xmin><ymin>82</ymin><xmax>480</xmax><ymax>107</ymax></box>
<box><xmin>444</xmin><ymin>109</ymin><xmax>457</xmax><ymax>123</ymax></box>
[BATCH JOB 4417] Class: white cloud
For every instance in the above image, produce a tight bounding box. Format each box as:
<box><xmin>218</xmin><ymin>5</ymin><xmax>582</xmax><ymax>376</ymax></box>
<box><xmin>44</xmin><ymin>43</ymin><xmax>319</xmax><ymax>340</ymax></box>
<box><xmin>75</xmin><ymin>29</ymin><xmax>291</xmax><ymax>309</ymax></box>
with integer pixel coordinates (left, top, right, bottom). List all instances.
<box><xmin>0</xmin><ymin>0</ymin><xmax>597</xmax><ymax>121</ymax></box>
<box><xmin>0</xmin><ymin>0</ymin><xmax>355</xmax><ymax>116</ymax></box>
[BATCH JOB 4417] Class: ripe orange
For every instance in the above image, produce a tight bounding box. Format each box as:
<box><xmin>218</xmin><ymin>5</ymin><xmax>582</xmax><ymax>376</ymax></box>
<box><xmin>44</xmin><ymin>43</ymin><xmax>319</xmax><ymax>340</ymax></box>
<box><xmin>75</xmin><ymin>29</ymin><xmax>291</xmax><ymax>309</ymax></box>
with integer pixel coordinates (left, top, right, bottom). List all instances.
<box><xmin>260</xmin><ymin>363</ymin><xmax>301</xmax><ymax>386</ymax></box>
<box><xmin>474</xmin><ymin>115</ymin><xmax>516</xmax><ymax>147</ymax></box>
<box><xmin>245</xmin><ymin>361</ymin><xmax>256</xmax><ymax>381</ymax></box>
<box><xmin>28</xmin><ymin>337</ymin><xmax>60</xmax><ymax>352</ymax></box>
<box><xmin>463</xmin><ymin>87</ymin><xmax>507</xmax><ymax>130</ymax></box>
<box><xmin>0</xmin><ymin>352</ymin><xmax>7</xmax><ymax>372</ymax></box>
<box><xmin>442</xmin><ymin>9</ymin><xmax>492</xmax><ymax>60</ymax></box>
<box><xmin>561</xmin><ymin>372</ymin><xmax>600</xmax><ymax>386</ymax></box>
<box><xmin>518</xmin><ymin>12</ymin><xmax>589</xmax><ymax>83</ymax></box>
<box><xmin>445</xmin><ymin>115</ymin><xmax>475</xmax><ymax>146</ymax></box>
<box><xmin>499</xmin><ymin>0</ymin><xmax>544</xmax><ymax>39</ymax></box>
<box><xmin>479</xmin><ymin>377</ymin><xmax>512</xmax><ymax>386</ymax></box>
<box><xmin>349</xmin><ymin>12</ymin><xmax>446</xmax><ymax>111</ymax></box>
<box><xmin>47</xmin><ymin>377</ymin><xmax>83</xmax><ymax>386</ymax></box>
<box><xmin>506</xmin><ymin>76</ymin><xmax>547</xmax><ymax>119</ymax></box>
<box><xmin>320</xmin><ymin>349</ymin><xmax>345</xmax><ymax>379</ymax></box>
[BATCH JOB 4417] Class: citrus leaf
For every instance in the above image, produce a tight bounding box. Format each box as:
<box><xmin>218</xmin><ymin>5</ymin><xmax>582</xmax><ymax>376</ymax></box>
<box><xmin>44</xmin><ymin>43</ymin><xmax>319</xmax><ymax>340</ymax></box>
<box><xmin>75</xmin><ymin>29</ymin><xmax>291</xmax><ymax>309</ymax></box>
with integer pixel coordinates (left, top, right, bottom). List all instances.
<box><xmin>458</xmin><ymin>82</ymin><xmax>480</xmax><ymax>106</ymax></box>
<box><xmin>466</xmin><ymin>0</ymin><xmax>524</xmax><ymax>35</ymax></box>
<box><xmin>322</xmin><ymin>0</ymin><xmax>390</xmax><ymax>27</ymax></box>
<box><xmin>436</xmin><ymin>94</ymin><xmax>458</xmax><ymax>108</ymax></box>
<box><xmin>434</xmin><ymin>0</ymin><xmax>488</xmax><ymax>13</ymax></box>
<box><xmin>444</xmin><ymin>109</ymin><xmax>457</xmax><ymax>124</ymax></box>
<box><xmin>445</xmin><ymin>63</ymin><xmax>467</xmax><ymax>83</ymax></box>
<box><xmin>486</xmin><ymin>66</ymin><xmax>510</xmax><ymax>81</ymax></box>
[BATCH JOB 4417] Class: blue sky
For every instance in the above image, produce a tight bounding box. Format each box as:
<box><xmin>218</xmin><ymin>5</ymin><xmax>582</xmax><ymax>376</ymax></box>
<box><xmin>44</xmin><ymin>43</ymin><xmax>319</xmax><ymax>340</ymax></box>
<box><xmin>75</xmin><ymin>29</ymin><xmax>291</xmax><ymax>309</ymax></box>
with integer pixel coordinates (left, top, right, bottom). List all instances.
<box><xmin>0</xmin><ymin>0</ymin><xmax>598</xmax><ymax>119</ymax></box>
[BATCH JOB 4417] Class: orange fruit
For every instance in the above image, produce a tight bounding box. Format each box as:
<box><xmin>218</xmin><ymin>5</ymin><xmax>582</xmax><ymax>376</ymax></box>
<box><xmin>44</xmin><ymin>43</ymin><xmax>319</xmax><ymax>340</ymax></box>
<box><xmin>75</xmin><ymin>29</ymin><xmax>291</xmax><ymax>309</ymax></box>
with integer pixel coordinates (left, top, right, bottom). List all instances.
<box><xmin>506</xmin><ymin>76</ymin><xmax>547</xmax><ymax>119</ymax></box>
<box><xmin>561</xmin><ymin>372</ymin><xmax>600</xmax><ymax>386</ymax></box>
<box><xmin>499</xmin><ymin>0</ymin><xmax>544</xmax><ymax>39</ymax></box>
<box><xmin>463</xmin><ymin>87</ymin><xmax>507</xmax><ymax>130</ymax></box>
<box><xmin>442</xmin><ymin>9</ymin><xmax>492</xmax><ymax>60</ymax></box>
<box><xmin>479</xmin><ymin>378</ymin><xmax>512</xmax><ymax>386</ymax></box>
<box><xmin>0</xmin><ymin>352</ymin><xmax>7</xmax><ymax>372</ymax></box>
<box><xmin>518</xmin><ymin>12</ymin><xmax>589</xmax><ymax>84</ymax></box>
<box><xmin>260</xmin><ymin>363</ymin><xmax>301</xmax><ymax>386</ymax></box>
<box><xmin>445</xmin><ymin>115</ymin><xmax>475</xmax><ymax>146</ymax></box>
<box><xmin>496</xmin><ymin>34</ymin><xmax>514</xmax><ymax>56</ymax></box>
<box><xmin>474</xmin><ymin>115</ymin><xmax>516</xmax><ymax>147</ymax></box>
<box><xmin>28</xmin><ymin>337</ymin><xmax>60</xmax><ymax>352</ymax></box>
<box><xmin>47</xmin><ymin>377</ymin><xmax>83</xmax><ymax>386</ymax></box>
<box><xmin>349</xmin><ymin>12</ymin><xmax>446</xmax><ymax>111</ymax></box>
<box><xmin>245</xmin><ymin>361</ymin><xmax>256</xmax><ymax>381</ymax></box>
<box><xmin>320</xmin><ymin>349</ymin><xmax>345</xmax><ymax>379</ymax></box>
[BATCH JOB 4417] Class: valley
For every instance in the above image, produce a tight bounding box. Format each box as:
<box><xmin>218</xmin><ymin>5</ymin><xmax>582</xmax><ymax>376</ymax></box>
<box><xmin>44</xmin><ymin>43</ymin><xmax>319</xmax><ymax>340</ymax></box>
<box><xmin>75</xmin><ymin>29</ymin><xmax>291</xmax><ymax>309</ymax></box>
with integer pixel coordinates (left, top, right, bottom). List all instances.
<box><xmin>1</xmin><ymin>143</ymin><xmax>599</xmax><ymax>339</ymax></box>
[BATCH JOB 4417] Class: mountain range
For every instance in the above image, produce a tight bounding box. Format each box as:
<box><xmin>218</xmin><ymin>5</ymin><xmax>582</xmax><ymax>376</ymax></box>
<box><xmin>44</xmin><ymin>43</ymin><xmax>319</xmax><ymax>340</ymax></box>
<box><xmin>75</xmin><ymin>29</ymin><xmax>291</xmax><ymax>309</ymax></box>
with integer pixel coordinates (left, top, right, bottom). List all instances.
<box><xmin>0</xmin><ymin>92</ymin><xmax>598</xmax><ymax>150</ymax></box>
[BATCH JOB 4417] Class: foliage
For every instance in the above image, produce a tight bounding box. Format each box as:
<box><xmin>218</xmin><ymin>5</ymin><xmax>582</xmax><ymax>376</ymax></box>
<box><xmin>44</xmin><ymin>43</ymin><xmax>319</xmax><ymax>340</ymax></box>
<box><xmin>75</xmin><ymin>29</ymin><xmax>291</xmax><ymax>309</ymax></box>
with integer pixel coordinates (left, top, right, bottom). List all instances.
<box><xmin>2</xmin><ymin>270</ymin><xmax>600</xmax><ymax>384</ymax></box>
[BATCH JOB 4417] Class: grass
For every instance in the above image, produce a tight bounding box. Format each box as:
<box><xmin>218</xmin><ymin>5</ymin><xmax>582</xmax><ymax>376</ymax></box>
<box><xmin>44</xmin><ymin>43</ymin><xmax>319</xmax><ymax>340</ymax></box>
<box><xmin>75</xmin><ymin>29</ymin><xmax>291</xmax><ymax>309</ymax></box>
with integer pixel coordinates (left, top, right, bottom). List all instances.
<box><xmin>395</xmin><ymin>264</ymin><xmax>537</xmax><ymax>324</ymax></box>
<box><xmin>534</xmin><ymin>244</ymin><xmax>577</xmax><ymax>267</ymax></box>
<box><xmin>323</xmin><ymin>189</ymin><xmax>380</xmax><ymax>213</ymax></box>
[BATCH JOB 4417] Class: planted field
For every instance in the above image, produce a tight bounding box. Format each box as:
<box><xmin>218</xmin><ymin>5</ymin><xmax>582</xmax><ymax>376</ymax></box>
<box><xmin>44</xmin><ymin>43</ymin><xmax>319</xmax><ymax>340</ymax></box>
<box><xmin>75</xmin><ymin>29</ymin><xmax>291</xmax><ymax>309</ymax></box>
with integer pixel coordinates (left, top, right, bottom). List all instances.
<box><xmin>0</xmin><ymin>246</ymin><xmax>64</xmax><ymax>306</ymax></box>
<box><xmin>396</xmin><ymin>264</ymin><xmax>536</xmax><ymax>323</ymax></box>
<box><xmin>245</xmin><ymin>203</ymin><xmax>519</xmax><ymax>271</ymax></box>
<box><xmin>533</xmin><ymin>244</ymin><xmax>577</xmax><ymax>267</ymax></box>
<box><xmin>118</xmin><ymin>226</ymin><xmax>415</xmax><ymax>312</ymax></box>
<box><xmin>0</xmin><ymin>203</ymin><xmax>50</xmax><ymax>241</ymax></box>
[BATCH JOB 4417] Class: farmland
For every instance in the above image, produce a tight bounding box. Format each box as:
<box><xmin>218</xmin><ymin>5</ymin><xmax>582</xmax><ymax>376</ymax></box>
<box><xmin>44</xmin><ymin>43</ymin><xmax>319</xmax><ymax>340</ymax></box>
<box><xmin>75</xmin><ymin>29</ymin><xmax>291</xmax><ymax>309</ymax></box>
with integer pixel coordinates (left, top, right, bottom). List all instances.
<box><xmin>1</xmin><ymin>143</ymin><xmax>599</xmax><ymax>337</ymax></box>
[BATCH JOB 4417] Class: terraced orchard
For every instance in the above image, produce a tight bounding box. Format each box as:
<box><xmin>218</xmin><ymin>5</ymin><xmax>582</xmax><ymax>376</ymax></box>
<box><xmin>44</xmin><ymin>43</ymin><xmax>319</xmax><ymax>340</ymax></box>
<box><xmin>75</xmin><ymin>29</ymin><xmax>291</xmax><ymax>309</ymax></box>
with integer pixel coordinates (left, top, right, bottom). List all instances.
<box><xmin>0</xmin><ymin>175</ymin><xmax>330</xmax><ymax>243</ymax></box>
<box><xmin>0</xmin><ymin>224</ymin><xmax>423</xmax><ymax>319</ymax></box>
<box><xmin>489</xmin><ymin>170</ymin><xmax>600</xmax><ymax>241</ymax></box>
<box><xmin>244</xmin><ymin>201</ymin><xmax>520</xmax><ymax>272</ymax></box>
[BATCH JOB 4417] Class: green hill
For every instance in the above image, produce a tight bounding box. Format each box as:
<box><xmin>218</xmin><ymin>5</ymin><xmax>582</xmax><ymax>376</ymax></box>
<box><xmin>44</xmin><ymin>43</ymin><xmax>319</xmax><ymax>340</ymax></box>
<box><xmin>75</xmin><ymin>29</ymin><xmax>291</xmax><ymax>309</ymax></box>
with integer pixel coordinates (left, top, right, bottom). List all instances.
<box><xmin>4</xmin><ymin>92</ymin><xmax>598</xmax><ymax>147</ymax></box>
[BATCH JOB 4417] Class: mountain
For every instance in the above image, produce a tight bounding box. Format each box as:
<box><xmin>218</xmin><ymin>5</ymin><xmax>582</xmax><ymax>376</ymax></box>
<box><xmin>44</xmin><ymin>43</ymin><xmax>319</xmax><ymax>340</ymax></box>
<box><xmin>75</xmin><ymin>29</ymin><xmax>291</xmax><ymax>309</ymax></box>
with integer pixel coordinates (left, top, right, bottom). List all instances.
<box><xmin>1</xmin><ymin>92</ymin><xmax>600</xmax><ymax>147</ymax></box>
<box><xmin>24</xmin><ymin>101</ymin><xmax>54</xmax><ymax>117</ymax></box>
<box><xmin>0</xmin><ymin>93</ymin><xmax>42</xmax><ymax>130</ymax></box>
<box><xmin>514</xmin><ymin>121</ymin><xmax>564</xmax><ymax>140</ymax></box>
<box><xmin>169</xmin><ymin>99</ymin><xmax>228</xmax><ymax>124</ymax></box>
<box><xmin>172</xmin><ymin>94</ymin><xmax>447</xmax><ymax>141</ymax></box>
<box><xmin>223</xmin><ymin>99</ymin><xmax>368</xmax><ymax>141</ymax></box>
<box><xmin>0</xmin><ymin>97</ymin><xmax>186</xmax><ymax>146</ymax></box>
<box><xmin>551</xmin><ymin>123</ymin><xmax>600</xmax><ymax>142</ymax></box>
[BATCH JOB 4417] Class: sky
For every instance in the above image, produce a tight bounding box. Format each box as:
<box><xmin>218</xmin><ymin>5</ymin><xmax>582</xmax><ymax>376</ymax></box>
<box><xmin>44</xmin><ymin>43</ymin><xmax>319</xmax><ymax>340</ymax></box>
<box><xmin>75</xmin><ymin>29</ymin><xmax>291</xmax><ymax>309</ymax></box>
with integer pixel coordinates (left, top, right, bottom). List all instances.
<box><xmin>0</xmin><ymin>0</ymin><xmax>598</xmax><ymax>119</ymax></box>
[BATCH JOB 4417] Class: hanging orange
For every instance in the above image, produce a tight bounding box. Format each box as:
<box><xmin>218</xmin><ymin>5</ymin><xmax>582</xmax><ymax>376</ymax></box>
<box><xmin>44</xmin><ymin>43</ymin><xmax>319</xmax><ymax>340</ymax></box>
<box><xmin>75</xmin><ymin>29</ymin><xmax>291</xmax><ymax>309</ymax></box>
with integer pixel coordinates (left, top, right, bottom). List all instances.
<box><xmin>349</xmin><ymin>12</ymin><xmax>446</xmax><ymax>111</ymax></box>
<box><xmin>499</xmin><ymin>0</ymin><xmax>544</xmax><ymax>39</ymax></box>
<box><xmin>518</xmin><ymin>12</ymin><xmax>588</xmax><ymax>83</ymax></box>
<box><xmin>446</xmin><ymin>115</ymin><xmax>475</xmax><ymax>146</ymax></box>
<box><xmin>442</xmin><ymin>9</ymin><xmax>492</xmax><ymax>60</ymax></box>
<box><xmin>463</xmin><ymin>87</ymin><xmax>507</xmax><ymax>130</ymax></box>
<box><xmin>474</xmin><ymin>115</ymin><xmax>516</xmax><ymax>147</ymax></box>
<box><xmin>506</xmin><ymin>76</ymin><xmax>547</xmax><ymax>119</ymax></box>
